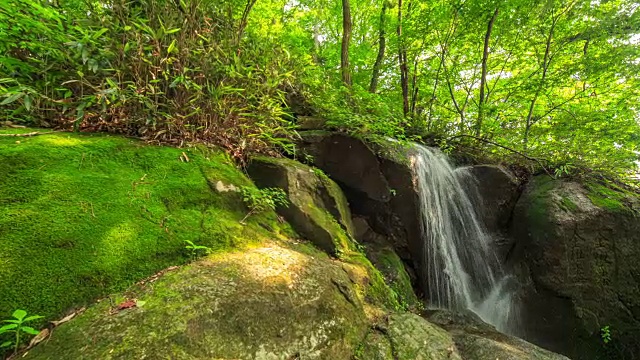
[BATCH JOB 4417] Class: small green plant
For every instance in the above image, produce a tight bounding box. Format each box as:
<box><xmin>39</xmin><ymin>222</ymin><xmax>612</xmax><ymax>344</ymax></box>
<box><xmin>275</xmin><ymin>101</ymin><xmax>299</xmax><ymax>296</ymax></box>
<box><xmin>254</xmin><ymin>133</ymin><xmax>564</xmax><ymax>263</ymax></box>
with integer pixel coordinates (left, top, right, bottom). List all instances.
<box><xmin>554</xmin><ymin>164</ymin><xmax>575</xmax><ymax>178</ymax></box>
<box><xmin>184</xmin><ymin>240</ymin><xmax>211</xmax><ymax>261</ymax></box>
<box><xmin>601</xmin><ymin>325</ymin><xmax>611</xmax><ymax>345</ymax></box>
<box><xmin>239</xmin><ymin>186</ymin><xmax>289</xmax><ymax>224</ymax></box>
<box><xmin>0</xmin><ymin>309</ymin><xmax>43</xmax><ymax>354</ymax></box>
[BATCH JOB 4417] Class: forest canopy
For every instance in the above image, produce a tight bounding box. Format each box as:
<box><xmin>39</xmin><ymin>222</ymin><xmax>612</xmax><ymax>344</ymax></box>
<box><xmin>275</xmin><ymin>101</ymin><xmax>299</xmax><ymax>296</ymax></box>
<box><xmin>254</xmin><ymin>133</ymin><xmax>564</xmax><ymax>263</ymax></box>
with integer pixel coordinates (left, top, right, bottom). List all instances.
<box><xmin>0</xmin><ymin>0</ymin><xmax>639</xmax><ymax>182</ymax></box>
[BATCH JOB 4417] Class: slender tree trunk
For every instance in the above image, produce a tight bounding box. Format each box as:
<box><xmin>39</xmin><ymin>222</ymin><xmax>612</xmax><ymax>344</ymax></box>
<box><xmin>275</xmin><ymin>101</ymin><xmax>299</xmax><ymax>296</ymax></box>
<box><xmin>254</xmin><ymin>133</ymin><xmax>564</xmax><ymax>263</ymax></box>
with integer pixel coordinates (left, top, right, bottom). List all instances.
<box><xmin>397</xmin><ymin>0</ymin><xmax>409</xmax><ymax>116</ymax></box>
<box><xmin>410</xmin><ymin>58</ymin><xmax>419</xmax><ymax>115</ymax></box>
<box><xmin>524</xmin><ymin>18</ymin><xmax>556</xmax><ymax>152</ymax></box>
<box><xmin>582</xmin><ymin>39</ymin><xmax>589</xmax><ymax>91</ymax></box>
<box><xmin>236</xmin><ymin>0</ymin><xmax>257</xmax><ymax>45</ymax></box>
<box><xmin>369</xmin><ymin>3</ymin><xmax>388</xmax><ymax>93</ymax></box>
<box><xmin>476</xmin><ymin>7</ymin><xmax>499</xmax><ymax>137</ymax></box>
<box><xmin>341</xmin><ymin>0</ymin><xmax>353</xmax><ymax>87</ymax></box>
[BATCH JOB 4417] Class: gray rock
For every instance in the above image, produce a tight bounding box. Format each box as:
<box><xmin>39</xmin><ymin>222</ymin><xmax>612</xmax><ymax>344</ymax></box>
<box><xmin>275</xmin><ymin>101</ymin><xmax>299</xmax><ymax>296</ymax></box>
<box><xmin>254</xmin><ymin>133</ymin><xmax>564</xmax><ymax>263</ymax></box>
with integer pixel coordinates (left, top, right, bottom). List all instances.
<box><xmin>510</xmin><ymin>176</ymin><xmax>640</xmax><ymax>359</ymax></box>
<box><xmin>380</xmin><ymin>313</ymin><xmax>463</xmax><ymax>360</ymax></box>
<box><xmin>466</xmin><ymin>165</ymin><xmax>521</xmax><ymax>232</ymax></box>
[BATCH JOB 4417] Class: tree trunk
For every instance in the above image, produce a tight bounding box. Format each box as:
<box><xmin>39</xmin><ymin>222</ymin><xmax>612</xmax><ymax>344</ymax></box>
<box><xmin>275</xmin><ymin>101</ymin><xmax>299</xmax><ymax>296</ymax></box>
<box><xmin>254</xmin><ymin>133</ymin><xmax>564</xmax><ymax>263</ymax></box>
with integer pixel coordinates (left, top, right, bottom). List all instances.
<box><xmin>476</xmin><ymin>7</ymin><xmax>499</xmax><ymax>137</ymax></box>
<box><xmin>524</xmin><ymin>18</ymin><xmax>556</xmax><ymax>152</ymax></box>
<box><xmin>236</xmin><ymin>0</ymin><xmax>257</xmax><ymax>45</ymax></box>
<box><xmin>341</xmin><ymin>0</ymin><xmax>353</xmax><ymax>87</ymax></box>
<box><xmin>397</xmin><ymin>0</ymin><xmax>409</xmax><ymax>116</ymax></box>
<box><xmin>369</xmin><ymin>3</ymin><xmax>388</xmax><ymax>93</ymax></box>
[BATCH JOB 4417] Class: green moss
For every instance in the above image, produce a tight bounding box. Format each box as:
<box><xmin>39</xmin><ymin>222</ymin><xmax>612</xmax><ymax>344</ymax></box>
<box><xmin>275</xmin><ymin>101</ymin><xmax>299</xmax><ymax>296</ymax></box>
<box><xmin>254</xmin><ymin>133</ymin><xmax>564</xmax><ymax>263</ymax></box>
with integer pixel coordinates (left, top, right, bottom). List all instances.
<box><xmin>524</xmin><ymin>176</ymin><xmax>556</xmax><ymax>237</ymax></box>
<box><xmin>559</xmin><ymin>196</ymin><xmax>579</xmax><ymax>212</ymax></box>
<box><xmin>0</xmin><ymin>129</ymin><xmax>288</xmax><ymax>326</ymax></box>
<box><xmin>24</xmin><ymin>244</ymin><xmax>369</xmax><ymax>359</ymax></box>
<box><xmin>585</xmin><ymin>181</ymin><xmax>636</xmax><ymax>213</ymax></box>
<box><xmin>341</xmin><ymin>252</ymin><xmax>401</xmax><ymax>311</ymax></box>
<box><xmin>317</xmin><ymin>172</ymin><xmax>356</xmax><ymax>236</ymax></box>
<box><xmin>373</xmin><ymin>248</ymin><xmax>420</xmax><ymax>310</ymax></box>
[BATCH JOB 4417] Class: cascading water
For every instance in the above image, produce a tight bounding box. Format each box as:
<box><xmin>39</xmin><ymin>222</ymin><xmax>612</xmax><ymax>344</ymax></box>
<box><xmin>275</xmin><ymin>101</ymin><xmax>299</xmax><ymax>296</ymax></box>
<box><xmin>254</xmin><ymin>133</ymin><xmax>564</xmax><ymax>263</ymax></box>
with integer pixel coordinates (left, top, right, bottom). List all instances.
<box><xmin>410</xmin><ymin>144</ymin><xmax>519</xmax><ymax>333</ymax></box>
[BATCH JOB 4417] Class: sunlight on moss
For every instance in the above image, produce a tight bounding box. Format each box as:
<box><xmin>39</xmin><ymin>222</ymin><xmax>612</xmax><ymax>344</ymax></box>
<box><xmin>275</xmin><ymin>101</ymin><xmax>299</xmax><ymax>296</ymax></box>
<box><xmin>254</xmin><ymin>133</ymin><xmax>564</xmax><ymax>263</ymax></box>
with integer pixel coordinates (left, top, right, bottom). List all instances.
<box><xmin>212</xmin><ymin>246</ymin><xmax>309</xmax><ymax>288</ymax></box>
<box><xmin>40</xmin><ymin>135</ymin><xmax>86</xmax><ymax>146</ymax></box>
<box><xmin>102</xmin><ymin>222</ymin><xmax>138</xmax><ymax>255</ymax></box>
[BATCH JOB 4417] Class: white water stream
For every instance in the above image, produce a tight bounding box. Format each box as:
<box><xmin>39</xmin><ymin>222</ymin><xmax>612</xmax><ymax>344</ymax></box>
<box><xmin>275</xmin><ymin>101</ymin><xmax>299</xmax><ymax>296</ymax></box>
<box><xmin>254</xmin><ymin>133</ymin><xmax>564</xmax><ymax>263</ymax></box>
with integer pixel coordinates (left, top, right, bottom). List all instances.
<box><xmin>411</xmin><ymin>144</ymin><xmax>518</xmax><ymax>332</ymax></box>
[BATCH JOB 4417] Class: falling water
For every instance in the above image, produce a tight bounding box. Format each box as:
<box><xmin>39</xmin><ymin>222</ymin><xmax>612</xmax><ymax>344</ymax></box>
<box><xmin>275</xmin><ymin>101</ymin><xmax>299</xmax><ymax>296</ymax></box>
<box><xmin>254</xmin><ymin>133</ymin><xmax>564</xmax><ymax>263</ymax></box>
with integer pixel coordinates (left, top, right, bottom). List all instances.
<box><xmin>411</xmin><ymin>144</ymin><xmax>518</xmax><ymax>333</ymax></box>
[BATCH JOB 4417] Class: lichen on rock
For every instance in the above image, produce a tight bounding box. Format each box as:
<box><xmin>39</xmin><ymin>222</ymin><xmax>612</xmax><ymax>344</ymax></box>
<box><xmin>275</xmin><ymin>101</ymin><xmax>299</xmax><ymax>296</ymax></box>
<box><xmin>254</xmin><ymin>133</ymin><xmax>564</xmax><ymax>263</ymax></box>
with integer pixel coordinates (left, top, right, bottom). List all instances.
<box><xmin>24</xmin><ymin>244</ymin><xmax>372</xmax><ymax>360</ymax></box>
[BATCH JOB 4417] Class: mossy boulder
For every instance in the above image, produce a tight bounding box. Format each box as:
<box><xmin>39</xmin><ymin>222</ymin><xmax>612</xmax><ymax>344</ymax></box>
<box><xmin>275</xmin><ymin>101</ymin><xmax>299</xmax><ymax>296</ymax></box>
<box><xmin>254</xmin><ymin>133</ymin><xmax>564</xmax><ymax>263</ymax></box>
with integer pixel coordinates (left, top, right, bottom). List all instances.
<box><xmin>0</xmin><ymin>128</ymin><xmax>293</xmax><ymax>327</ymax></box>
<box><xmin>510</xmin><ymin>176</ymin><xmax>640</xmax><ymax>359</ymax></box>
<box><xmin>247</xmin><ymin>156</ymin><xmax>355</xmax><ymax>255</ymax></box>
<box><xmin>381</xmin><ymin>313</ymin><xmax>462</xmax><ymax>360</ymax></box>
<box><xmin>24</xmin><ymin>243</ymin><xmax>372</xmax><ymax>359</ymax></box>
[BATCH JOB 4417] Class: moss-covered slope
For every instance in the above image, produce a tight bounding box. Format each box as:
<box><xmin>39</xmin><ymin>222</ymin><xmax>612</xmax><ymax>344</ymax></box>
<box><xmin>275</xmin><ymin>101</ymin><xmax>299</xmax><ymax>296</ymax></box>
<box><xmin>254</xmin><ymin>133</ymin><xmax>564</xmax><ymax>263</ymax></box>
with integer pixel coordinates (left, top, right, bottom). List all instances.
<box><xmin>0</xmin><ymin>128</ymin><xmax>290</xmax><ymax>323</ymax></box>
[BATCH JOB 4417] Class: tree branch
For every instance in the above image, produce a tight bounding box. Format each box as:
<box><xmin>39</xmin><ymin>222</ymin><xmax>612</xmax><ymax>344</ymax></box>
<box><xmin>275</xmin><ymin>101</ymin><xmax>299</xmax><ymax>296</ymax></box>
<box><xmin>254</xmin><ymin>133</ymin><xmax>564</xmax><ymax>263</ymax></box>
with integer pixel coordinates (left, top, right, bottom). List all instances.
<box><xmin>447</xmin><ymin>134</ymin><xmax>554</xmax><ymax>177</ymax></box>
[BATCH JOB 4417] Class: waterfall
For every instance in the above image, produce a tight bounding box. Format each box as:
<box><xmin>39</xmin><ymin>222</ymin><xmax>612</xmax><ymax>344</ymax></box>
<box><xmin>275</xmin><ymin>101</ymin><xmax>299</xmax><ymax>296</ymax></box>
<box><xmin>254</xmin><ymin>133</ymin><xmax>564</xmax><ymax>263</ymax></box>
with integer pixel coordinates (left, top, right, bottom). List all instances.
<box><xmin>411</xmin><ymin>144</ymin><xmax>518</xmax><ymax>333</ymax></box>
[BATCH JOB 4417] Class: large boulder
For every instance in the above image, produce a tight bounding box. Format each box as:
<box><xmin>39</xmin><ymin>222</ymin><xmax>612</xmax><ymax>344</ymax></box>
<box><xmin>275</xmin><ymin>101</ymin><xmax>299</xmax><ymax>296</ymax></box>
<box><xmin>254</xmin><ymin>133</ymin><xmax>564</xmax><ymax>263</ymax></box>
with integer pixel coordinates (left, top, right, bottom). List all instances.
<box><xmin>368</xmin><ymin>313</ymin><xmax>463</xmax><ymax>360</ymax></box>
<box><xmin>510</xmin><ymin>176</ymin><xmax>640</xmax><ymax>359</ymax></box>
<box><xmin>247</xmin><ymin>156</ymin><xmax>355</xmax><ymax>255</ymax></box>
<box><xmin>358</xmin><ymin>311</ymin><xmax>570</xmax><ymax>360</ymax></box>
<box><xmin>297</xmin><ymin>132</ymin><xmax>423</xmax><ymax>278</ymax></box>
<box><xmin>353</xmin><ymin>216</ymin><xmax>420</xmax><ymax>310</ymax></box>
<box><xmin>24</xmin><ymin>243</ymin><xmax>372</xmax><ymax>359</ymax></box>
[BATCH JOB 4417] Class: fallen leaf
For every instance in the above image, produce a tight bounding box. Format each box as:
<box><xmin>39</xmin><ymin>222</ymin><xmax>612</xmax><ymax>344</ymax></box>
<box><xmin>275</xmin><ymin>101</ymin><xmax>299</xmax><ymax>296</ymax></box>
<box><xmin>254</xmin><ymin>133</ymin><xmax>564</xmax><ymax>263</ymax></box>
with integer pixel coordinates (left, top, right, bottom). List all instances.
<box><xmin>116</xmin><ymin>299</ymin><xmax>137</xmax><ymax>310</ymax></box>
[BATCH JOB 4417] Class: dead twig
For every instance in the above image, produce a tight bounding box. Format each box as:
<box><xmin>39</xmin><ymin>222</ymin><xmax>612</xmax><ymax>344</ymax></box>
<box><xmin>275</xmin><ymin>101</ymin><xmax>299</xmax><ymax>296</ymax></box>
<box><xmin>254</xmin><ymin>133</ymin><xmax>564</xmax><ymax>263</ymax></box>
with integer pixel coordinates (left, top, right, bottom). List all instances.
<box><xmin>0</xmin><ymin>131</ymin><xmax>58</xmax><ymax>137</ymax></box>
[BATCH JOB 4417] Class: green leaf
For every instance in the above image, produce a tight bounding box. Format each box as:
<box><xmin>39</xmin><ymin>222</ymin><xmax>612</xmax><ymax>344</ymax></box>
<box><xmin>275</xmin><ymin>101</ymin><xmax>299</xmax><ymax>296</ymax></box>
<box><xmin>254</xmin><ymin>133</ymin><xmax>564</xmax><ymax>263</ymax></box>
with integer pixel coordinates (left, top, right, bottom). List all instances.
<box><xmin>23</xmin><ymin>94</ymin><xmax>32</xmax><ymax>111</ymax></box>
<box><xmin>23</xmin><ymin>315</ymin><xmax>43</xmax><ymax>323</ymax></box>
<box><xmin>20</xmin><ymin>326</ymin><xmax>40</xmax><ymax>335</ymax></box>
<box><xmin>12</xmin><ymin>309</ymin><xmax>27</xmax><ymax>321</ymax></box>
<box><xmin>1</xmin><ymin>92</ymin><xmax>24</xmax><ymax>105</ymax></box>
<box><xmin>0</xmin><ymin>324</ymin><xmax>17</xmax><ymax>333</ymax></box>
<box><xmin>167</xmin><ymin>40</ymin><xmax>177</xmax><ymax>54</ymax></box>
<box><xmin>0</xmin><ymin>341</ymin><xmax>12</xmax><ymax>348</ymax></box>
<box><xmin>92</xmin><ymin>28</ymin><xmax>109</xmax><ymax>39</ymax></box>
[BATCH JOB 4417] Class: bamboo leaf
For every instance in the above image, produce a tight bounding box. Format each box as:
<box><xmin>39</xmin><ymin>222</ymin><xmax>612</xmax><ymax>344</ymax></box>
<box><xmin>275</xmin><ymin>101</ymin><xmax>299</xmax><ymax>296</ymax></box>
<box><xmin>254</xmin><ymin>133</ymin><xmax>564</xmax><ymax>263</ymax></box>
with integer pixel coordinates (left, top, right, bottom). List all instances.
<box><xmin>1</xmin><ymin>92</ymin><xmax>24</xmax><ymax>105</ymax></box>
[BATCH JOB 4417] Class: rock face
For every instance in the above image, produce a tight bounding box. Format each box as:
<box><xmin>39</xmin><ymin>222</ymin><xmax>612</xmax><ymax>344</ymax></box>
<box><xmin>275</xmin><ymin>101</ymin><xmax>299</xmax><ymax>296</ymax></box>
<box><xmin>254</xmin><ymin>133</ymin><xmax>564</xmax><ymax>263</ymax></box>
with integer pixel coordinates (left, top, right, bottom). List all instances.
<box><xmin>465</xmin><ymin>165</ymin><xmax>521</xmax><ymax>232</ymax></box>
<box><xmin>361</xmin><ymin>313</ymin><xmax>463</xmax><ymax>360</ymax></box>
<box><xmin>297</xmin><ymin>132</ymin><xmax>423</xmax><ymax>280</ymax></box>
<box><xmin>425</xmin><ymin>310</ymin><xmax>570</xmax><ymax>360</ymax></box>
<box><xmin>247</xmin><ymin>156</ymin><xmax>355</xmax><ymax>255</ymax></box>
<box><xmin>510</xmin><ymin>176</ymin><xmax>640</xmax><ymax>359</ymax></box>
<box><xmin>358</xmin><ymin>310</ymin><xmax>569</xmax><ymax>360</ymax></box>
<box><xmin>0</xmin><ymin>128</ymin><xmax>292</xmax><ymax>324</ymax></box>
